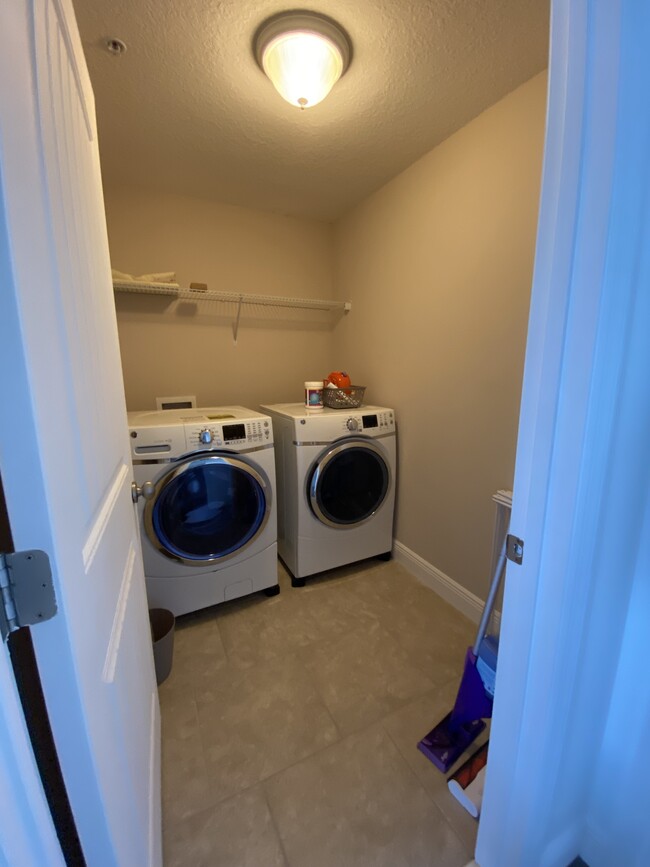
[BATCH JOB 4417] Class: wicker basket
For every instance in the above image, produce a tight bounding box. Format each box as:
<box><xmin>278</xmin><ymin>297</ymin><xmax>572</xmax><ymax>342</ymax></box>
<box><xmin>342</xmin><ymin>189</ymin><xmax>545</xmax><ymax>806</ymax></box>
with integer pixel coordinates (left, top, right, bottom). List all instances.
<box><xmin>322</xmin><ymin>385</ymin><xmax>366</xmax><ymax>409</ymax></box>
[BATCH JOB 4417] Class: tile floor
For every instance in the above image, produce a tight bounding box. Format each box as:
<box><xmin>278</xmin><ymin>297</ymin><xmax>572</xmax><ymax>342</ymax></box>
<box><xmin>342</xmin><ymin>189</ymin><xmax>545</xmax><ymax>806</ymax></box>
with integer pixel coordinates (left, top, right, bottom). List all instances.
<box><xmin>160</xmin><ymin>558</ymin><xmax>488</xmax><ymax>866</ymax></box>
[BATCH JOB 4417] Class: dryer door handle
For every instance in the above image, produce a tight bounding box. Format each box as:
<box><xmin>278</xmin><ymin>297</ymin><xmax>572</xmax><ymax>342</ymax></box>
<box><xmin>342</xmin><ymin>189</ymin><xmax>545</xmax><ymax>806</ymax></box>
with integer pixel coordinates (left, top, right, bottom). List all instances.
<box><xmin>131</xmin><ymin>480</ymin><xmax>155</xmax><ymax>504</ymax></box>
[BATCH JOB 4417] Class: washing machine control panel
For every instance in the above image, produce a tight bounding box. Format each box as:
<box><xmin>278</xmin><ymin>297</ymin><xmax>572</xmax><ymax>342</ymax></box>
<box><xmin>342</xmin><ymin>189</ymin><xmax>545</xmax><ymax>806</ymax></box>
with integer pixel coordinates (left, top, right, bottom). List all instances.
<box><xmin>185</xmin><ymin>418</ymin><xmax>272</xmax><ymax>450</ymax></box>
<box><xmin>128</xmin><ymin>408</ymin><xmax>274</xmax><ymax>459</ymax></box>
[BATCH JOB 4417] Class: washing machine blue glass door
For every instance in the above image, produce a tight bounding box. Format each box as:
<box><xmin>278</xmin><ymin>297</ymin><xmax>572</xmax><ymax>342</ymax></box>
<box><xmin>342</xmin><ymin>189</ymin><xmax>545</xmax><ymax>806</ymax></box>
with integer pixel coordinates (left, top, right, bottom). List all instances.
<box><xmin>308</xmin><ymin>440</ymin><xmax>390</xmax><ymax>528</ymax></box>
<box><xmin>145</xmin><ymin>455</ymin><xmax>270</xmax><ymax>564</ymax></box>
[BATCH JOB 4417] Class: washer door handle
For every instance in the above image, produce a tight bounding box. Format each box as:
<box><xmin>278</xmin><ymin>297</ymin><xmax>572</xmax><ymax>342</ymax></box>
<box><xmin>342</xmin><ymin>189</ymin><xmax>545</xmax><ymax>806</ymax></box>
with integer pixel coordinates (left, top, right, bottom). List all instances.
<box><xmin>131</xmin><ymin>480</ymin><xmax>155</xmax><ymax>504</ymax></box>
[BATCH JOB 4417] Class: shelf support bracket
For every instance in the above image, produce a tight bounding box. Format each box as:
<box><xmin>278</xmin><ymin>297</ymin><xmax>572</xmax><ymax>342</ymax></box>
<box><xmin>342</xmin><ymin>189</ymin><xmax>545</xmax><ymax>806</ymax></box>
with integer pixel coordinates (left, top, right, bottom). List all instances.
<box><xmin>232</xmin><ymin>294</ymin><xmax>243</xmax><ymax>343</ymax></box>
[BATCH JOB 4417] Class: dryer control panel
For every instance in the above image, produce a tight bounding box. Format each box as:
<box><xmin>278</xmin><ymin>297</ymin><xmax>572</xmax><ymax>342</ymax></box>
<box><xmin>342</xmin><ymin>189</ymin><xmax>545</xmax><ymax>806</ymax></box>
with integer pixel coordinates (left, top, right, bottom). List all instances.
<box><xmin>335</xmin><ymin>410</ymin><xmax>395</xmax><ymax>435</ymax></box>
<box><xmin>281</xmin><ymin>406</ymin><xmax>396</xmax><ymax>441</ymax></box>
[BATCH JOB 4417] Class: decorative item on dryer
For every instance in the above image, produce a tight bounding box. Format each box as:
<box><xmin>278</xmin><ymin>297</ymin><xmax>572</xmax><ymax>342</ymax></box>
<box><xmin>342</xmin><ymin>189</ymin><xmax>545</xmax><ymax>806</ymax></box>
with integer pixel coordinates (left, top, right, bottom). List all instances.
<box><xmin>325</xmin><ymin>371</ymin><xmax>351</xmax><ymax>390</ymax></box>
<box><xmin>304</xmin><ymin>381</ymin><xmax>324</xmax><ymax>411</ymax></box>
<box><xmin>322</xmin><ymin>371</ymin><xmax>365</xmax><ymax>408</ymax></box>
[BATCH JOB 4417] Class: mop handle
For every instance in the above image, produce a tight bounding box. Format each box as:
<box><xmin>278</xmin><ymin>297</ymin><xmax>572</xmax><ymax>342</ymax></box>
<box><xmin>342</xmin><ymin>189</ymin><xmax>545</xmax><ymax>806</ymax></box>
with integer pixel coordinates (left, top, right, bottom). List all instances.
<box><xmin>472</xmin><ymin>540</ymin><xmax>508</xmax><ymax>657</ymax></box>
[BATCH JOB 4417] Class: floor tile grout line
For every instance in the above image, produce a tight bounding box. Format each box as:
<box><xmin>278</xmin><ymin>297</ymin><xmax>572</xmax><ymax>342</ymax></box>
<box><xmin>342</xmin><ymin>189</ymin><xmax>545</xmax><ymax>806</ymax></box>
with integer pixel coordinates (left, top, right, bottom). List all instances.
<box><xmin>258</xmin><ymin>712</ymin><xmax>474</xmax><ymax>867</ymax></box>
<box><xmin>367</xmin><ymin>614</ymin><xmax>475</xmax><ymax>686</ymax></box>
<box><xmin>288</xmin><ymin>651</ymin><xmax>344</xmax><ymax>745</ymax></box>
<box><xmin>260</xmin><ymin>778</ymin><xmax>292</xmax><ymax>867</ymax></box>
<box><xmin>239</xmin><ymin>695</ymin><xmax>440</xmax><ymax>799</ymax></box>
<box><xmin>198</xmin><ymin>710</ymin><xmax>383</xmax><ymax>812</ymax></box>
<box><xmin>180</xmin><ymin>690</ymin><xmax>459</xmax><ymax>823</ymax></box>
<box><xmin>163</xmin><ymin>606</ymin><xmax>466</xmax><ymax>719</ymax></box>
<box><xmin>162</xmin><ymin>716</ymin><xmax>345</xmax><ymax>831</ymax></box>
<box><xmin>379</xmin><ymin>714</ymin><xmax>474</xmax><ymax>860</ymax></box>
<box><xmin>161</xmin><ymin>782</ymin><xmax>290</xmax><ymax>865</ymax></box>
<box><xmin>301</xmin><ymin>618</ymin><xmax>440</xmax><ymax>704</ymax></box>
<box><xmin>248</xmin><ymin>722</ymin><xmax>355</xmax><ymax>793</ymax></box>
<box><xmin>181</xmin><ymin>650</ymin><xmax>345</xmax><ymax>815</ymax></box>
<box><xmin>168</xmin><ymin>633</ymin><xmax>457</xmax><ymax>796</ymax></box>
<box><xmin>191</xmin><ymin>615</ymin><xmax>387</xmax><ymax>701</ymax></box>
<box><xmin>295</xmin><ymin>645</ymin><xmax>438</xmax><ymax>739</ymax></box>
<box><xmin>161</xmin><ymin>683</ymin><xmax>435</xmax><ymax>831</ymax></box>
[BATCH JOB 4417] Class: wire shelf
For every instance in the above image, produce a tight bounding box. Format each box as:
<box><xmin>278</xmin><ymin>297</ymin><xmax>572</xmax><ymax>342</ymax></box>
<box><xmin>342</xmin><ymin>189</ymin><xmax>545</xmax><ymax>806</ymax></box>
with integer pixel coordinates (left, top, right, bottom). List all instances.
<box><xmin>113</xmin><ymin>281</ymin><xmax>351</xmax><ymax>312</ymax></box>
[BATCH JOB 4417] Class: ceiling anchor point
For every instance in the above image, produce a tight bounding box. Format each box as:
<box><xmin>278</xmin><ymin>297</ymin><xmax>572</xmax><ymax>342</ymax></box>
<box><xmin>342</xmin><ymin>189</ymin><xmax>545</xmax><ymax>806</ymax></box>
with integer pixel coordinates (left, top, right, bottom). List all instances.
<box><xmin>105</xmin><ymin>38</ymin><xmax>127</xmax><ymax>56</ymax></box>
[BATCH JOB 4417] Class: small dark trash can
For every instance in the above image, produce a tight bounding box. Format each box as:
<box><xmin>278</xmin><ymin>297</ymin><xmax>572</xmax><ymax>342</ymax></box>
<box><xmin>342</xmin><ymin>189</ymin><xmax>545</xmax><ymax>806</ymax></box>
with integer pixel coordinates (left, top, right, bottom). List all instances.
<box><xmin>149</xmin><ymin>608</ymin><xmax>175</xmax><ymax>686</ymax></box>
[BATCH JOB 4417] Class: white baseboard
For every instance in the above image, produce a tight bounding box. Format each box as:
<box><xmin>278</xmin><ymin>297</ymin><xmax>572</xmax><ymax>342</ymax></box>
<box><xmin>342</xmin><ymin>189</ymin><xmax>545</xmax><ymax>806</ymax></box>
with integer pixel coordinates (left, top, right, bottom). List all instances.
<box><xmin>393</xmin><ymin>540</ymin><xmax>500</xmax><ymax>628</ymax></box>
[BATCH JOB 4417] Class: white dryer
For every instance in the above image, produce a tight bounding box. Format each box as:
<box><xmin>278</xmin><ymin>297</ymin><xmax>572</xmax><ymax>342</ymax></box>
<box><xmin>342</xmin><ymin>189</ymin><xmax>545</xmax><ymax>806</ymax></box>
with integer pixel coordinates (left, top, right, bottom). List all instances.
<box><xmin>128</xmin><ymin>406</ymin><xmax>278</xmax><ymax>615</ymax></box>
<box><xmin>261</xmin><ymin>403</ymin><xmax>396</xmax><ymax>586</ymax></box>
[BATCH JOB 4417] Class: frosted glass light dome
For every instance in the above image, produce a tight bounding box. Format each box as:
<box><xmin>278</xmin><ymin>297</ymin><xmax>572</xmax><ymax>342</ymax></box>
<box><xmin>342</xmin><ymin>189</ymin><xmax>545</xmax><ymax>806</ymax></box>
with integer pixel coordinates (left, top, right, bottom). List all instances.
<box><xmin>255</xmin><ymin>12</ymin><xmax>351</xmax><ymax>110</ymax></box>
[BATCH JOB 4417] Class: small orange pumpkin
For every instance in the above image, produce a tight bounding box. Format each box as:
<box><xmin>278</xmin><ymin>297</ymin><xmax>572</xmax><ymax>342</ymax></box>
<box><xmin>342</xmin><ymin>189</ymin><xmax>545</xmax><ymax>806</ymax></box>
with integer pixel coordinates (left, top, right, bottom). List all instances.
<box><xmin>326</xmin><ymin>371</ymin><xmax>351</xmax><ymax>389</ymax></box>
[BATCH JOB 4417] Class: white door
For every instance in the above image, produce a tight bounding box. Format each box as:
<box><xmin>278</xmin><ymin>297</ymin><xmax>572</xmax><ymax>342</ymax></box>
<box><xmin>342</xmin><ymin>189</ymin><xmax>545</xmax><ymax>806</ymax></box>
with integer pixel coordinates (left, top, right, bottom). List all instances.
<box><xmin>477</xmin><ymin>1</ymin><xmax>650</xmax><ymax>865</ymax></box>
<box><xmin>0</xmin><ymin>1</ymin><xmax>161</xmax><ymax>865</ymax></box>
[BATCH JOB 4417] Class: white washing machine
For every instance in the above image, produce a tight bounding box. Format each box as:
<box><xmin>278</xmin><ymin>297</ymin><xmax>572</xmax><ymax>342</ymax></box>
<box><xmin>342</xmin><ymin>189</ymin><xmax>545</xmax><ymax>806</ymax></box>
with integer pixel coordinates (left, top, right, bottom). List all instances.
<box><xmin>128</xmin><ymin>406</ymin><xmax>278</xmax><ymax>615</ymax></box>
<box><xmin>260</xmin><ymin>403</ymin><xmax>396</xmax><ymax>585</ymax></box>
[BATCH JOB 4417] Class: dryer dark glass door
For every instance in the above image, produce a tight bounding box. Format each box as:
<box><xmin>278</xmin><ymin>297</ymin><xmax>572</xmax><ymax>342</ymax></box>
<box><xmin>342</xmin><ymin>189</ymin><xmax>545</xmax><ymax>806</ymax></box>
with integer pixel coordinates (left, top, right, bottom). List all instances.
<box><xmin>146</xmin><ymin>455</ymin><xmax>269</xmax><ymax>563</ymax></box>
<box><xmin>308</xmin><ymin>440</ymin><xmax>390</xmax><ymax>527</ymax></box>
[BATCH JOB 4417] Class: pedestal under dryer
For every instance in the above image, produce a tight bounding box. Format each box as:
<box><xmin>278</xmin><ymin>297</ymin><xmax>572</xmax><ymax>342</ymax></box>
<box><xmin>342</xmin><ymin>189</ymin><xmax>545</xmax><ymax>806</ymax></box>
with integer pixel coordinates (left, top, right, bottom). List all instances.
<box><xmin>129</xmin><ymin>406</ymin><xmax>278</xmax><ymax>615</ymax></box>
<box><xmin>261</xmin><ymin>403</ymin><xmax>396</xmax><ymax>585</ymax></box>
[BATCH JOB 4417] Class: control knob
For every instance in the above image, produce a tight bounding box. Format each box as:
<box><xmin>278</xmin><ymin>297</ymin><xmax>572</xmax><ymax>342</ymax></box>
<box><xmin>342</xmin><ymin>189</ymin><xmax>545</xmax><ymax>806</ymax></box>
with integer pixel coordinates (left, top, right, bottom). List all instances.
<box><xmin>346</xmin><ymin>418</ymin><xmax>359</xmax><ymax>431</ymax></box>
<box><xmin>199</xmin><ymin>428</ymin><xmax>213</xmax><ymax>445</ymax></box>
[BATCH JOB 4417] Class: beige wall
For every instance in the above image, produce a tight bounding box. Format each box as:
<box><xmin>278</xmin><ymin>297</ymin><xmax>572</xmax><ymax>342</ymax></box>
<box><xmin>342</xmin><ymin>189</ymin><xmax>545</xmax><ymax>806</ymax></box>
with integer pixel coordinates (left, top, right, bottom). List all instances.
<box><xmin>105</xmin><ymin>188</ymin><xmax>335</xmax><ymax>410</ymax></box>
<box><xmin>333</xmin><ymin>72</ymin><xmax>547</xmax><ymax>598</ymax></box>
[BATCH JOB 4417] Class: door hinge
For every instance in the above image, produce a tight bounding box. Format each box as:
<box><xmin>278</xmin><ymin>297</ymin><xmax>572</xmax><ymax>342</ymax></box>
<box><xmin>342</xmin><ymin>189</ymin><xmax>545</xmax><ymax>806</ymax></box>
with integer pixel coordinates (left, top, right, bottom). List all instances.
<box><xmin>506</xmin><ymin>534</ymin><xmax>524</xmax><ymax>565</ymax></box>
<box><xmin>0</xmin><ymin>550</ymin><xmax>57</xmax><ymax>642</ymax></box>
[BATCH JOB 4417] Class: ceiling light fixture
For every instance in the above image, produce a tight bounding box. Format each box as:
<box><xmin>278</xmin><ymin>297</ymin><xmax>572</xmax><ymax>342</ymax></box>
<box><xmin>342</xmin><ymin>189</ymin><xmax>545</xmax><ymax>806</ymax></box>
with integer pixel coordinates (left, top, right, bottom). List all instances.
<box><xmin>254</xmin><ymin>11</ymin><xmax>351</xmax><ymax>110</ymax></box>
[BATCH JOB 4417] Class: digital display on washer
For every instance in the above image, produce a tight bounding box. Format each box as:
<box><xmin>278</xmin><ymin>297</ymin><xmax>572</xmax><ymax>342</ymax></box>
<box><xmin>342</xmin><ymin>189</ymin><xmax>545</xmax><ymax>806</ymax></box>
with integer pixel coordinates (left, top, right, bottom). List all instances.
<box><xmin>223</xmin><ymin>423</ymin><xmax>246</xmax><ymax>441</ymax></box>
<box><xmin>362</xmin><ymin>415</ymin><xmax>378</xmax><ymax>429</ymax></box>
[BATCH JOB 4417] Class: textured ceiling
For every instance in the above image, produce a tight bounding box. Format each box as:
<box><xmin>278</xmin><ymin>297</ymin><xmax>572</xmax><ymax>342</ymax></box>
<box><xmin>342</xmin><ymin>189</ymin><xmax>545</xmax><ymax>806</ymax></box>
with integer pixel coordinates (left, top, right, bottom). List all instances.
<box><xmin>72</xmin><ymin>0</ymin><xmax>549</xmax><ymax>221</ymax></box>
